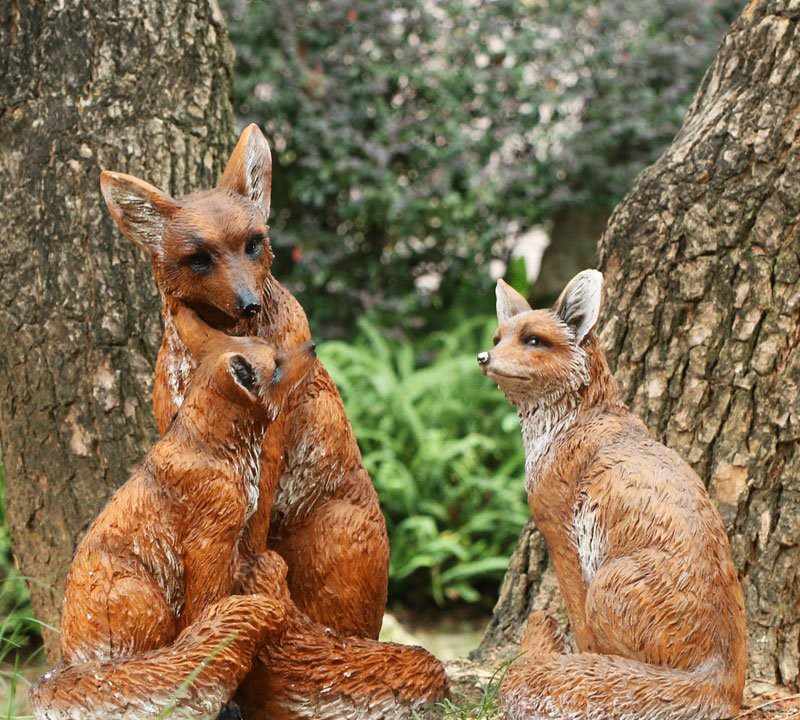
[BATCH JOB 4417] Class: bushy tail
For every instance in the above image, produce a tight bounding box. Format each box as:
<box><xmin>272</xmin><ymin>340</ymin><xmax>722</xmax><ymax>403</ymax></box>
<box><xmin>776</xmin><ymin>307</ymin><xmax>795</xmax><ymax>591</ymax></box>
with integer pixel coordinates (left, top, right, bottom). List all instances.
<box><xmin>31</xmin><ymin>594</ymin><xmax>286</xmax><ymax>720</ymax></box>
<box><xmin>501</xmin><ymin>614</ymin><xmax>740</xmax><ymax>720</ymax></box>
<box><xmin>234</xmin><ymin>551</ymin><xmax>449</xmax><ymax>720</ymax></box>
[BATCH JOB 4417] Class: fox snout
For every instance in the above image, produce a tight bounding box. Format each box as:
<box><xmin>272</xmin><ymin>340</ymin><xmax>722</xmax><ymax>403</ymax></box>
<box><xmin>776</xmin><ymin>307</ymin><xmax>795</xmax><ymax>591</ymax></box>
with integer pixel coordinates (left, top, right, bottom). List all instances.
<box><xmin>273</xmin><ymin>341</ymin><xmax>316</xmax><ymax>387</ymax></box>
<box><xmin>236</xmin><ymin>290</ymin><xmax>261</xmax><ymax>319</ymax></box>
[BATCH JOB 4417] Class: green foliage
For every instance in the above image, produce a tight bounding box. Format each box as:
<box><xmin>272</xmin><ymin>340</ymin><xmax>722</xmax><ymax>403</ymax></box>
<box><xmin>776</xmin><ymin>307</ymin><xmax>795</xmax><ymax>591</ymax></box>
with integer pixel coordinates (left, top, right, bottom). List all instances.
<box><xmin>0</xmin><ymin>470</ymin><xmax>37</xmax><ymax>642</ymax></box>
<box><xmin>414</xmin><ymin>658</ymin><xmax>515</xmax><ymax>719</ymax></box>
<box><xmin>318</xmin><ymin>316</ymin><xmax>528</xmax><ymax>605</ymax></box>
<box><xmin>223</xmin><ymin>0</ymin><xmax>738</xmax><ymax>332</ymax></box>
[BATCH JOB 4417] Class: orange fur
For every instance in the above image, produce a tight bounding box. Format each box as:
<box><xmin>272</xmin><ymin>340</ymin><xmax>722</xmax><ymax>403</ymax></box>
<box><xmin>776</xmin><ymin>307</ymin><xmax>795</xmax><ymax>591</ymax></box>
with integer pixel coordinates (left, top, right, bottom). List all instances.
<box><xmin>479</xmin><ymin>271</ymin><xmax>747</xmax><ymax>720</ymax></box>
<box><xmin>31</xmin><ymin>307</ymin><xmax>315</xmax><ymax>720</ymax></box>
<box><xmin>234</xmin><ymin>551</ymin><xmax>449</xmax><ymax>720</ymax></box>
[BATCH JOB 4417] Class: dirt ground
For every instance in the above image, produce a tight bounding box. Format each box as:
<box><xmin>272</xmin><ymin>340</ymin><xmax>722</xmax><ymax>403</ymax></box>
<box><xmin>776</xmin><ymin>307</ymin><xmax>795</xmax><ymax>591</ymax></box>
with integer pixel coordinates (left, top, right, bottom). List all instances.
<box><xmin>737</xmin><ymin>691</ymin><xmax>800</xmax><ymax>720</ymax></box>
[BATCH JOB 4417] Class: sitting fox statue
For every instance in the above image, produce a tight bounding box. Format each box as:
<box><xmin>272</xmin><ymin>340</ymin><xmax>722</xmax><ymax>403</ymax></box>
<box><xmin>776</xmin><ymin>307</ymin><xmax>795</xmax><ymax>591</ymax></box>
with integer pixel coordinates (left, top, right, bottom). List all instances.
<box><xmin>30</xmin><ymin>306</ymin><xmax>315</xmax><ymax>720</ymax></box>
<box><xmin>99</xmin><ymin>124</ymin><xmax>389</xmax><ymax>640</ymax></box>
<box><xmin>478</xmin><ymin>270</ymin><xmax>747</xmax><ymax>720</ymax></box>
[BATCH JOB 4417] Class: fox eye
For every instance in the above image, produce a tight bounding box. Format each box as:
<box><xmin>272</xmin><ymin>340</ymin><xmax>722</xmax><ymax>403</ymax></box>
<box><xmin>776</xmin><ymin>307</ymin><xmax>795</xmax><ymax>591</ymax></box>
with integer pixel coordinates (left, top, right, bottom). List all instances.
<box><xmin>524</xmin><ymin>336</ymin><xmax>541</xmax><ymax>347</ymax></box>
<box><xmin>245</xmin><ymin>234</ymin><xmax>264</xmax><ymax>259</ymax></box>
<box><xmin>187</xmin><ymin>251</ymin><xmax>213</xmax><ymax>275</ymax></box>
<box><xmin>492</xmin><ymin>336</ymin><xmax>500</xmax><ymax>346</ymax></box>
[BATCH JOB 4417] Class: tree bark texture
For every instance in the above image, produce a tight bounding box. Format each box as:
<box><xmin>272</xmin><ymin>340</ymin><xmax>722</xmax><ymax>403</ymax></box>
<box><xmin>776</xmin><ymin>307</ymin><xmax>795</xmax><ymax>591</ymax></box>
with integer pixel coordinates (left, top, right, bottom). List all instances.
<box><xmin>476</xmin><ymin>0</ymin><xmax>800</xmax><ymax>693</ymax></box>
<box><xmin>0</xmin><ymin>0</ymin><xmax>234</xmax><ymax>660</ymax></box>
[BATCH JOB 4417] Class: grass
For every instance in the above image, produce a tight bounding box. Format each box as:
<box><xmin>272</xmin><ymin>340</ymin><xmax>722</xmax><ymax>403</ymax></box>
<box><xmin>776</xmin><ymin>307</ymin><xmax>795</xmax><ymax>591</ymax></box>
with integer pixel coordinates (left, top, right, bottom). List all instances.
<box><xmin>414</xmin><ymin>658</ymin><xmax>514</xmax><ymax>720</ymax></box>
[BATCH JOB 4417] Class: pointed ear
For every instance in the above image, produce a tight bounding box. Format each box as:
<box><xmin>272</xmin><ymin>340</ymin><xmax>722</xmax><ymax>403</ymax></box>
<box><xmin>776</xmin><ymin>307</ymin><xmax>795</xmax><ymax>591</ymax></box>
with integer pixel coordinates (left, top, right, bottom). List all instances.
<box><xmin>173</xmin><ymin>305</ymin><xmax>228</xmax><ymax>360</ymax></box>
<box><xmin>553</xmin><ymin>269</ymin><xmax>603</xmax><ymax>344</ymax></box>
<box><xmin>100</xmin><ymin>171</ymin><xmax>178</xmax><ymax>257</ymax></box>
<box><xmin>222</xmin><ymin>352</ymin><xmax>259</xmax><ymax>403</ymax></box>
<box><xmin>496</xmin><ymin>279</ymin><xmax>532</xmax><ymax>324</ymax></box>
<box><xmin>219</xmin><ymin>124</ymin><xmax>272</xmax><ymax>222</ymax></box>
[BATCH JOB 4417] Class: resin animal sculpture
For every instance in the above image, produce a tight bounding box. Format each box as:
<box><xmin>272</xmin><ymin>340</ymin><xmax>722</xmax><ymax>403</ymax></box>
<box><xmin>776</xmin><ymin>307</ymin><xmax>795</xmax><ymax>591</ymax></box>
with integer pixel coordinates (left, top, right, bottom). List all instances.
<box><xmin>100</xmin><ymin>124</ymin><xmax>389</xmax><ymax>640</ymax></box>
<box><xmin>30</xmin><ymin>305</ymin><xmax>315</xmax><ymax>720</ymax></box>
<box><xmin>168</xmin><ymin>302</ymin><xmax>450</xmax><ymax>719</ymax></box>
<box><xmin>477</xmin><ymin>270</ymin><xmax>747</xmax><ymax>720</ymax></box>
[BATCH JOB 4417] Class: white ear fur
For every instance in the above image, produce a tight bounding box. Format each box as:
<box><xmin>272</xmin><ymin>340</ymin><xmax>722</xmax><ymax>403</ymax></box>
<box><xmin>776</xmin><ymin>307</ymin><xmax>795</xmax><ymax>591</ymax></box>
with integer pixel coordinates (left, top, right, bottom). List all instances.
<box><xmin>100</xmin><ymin>171</ymin><xmax>177</xmax><ymax>257</ymax></box>
<box><xmin>496</xmin><ymin>279</ymin><xmax>532</xmax><ymax>324</ymax></box>
<box><xmin>220</xmin><ymin>124</ymin><xmax>272</xmax><ymax>222</ymax></box>
<box><xmin>553</xmin><ymin>270</ymin><xmax>603</xmax><ymax>343</ymax></box>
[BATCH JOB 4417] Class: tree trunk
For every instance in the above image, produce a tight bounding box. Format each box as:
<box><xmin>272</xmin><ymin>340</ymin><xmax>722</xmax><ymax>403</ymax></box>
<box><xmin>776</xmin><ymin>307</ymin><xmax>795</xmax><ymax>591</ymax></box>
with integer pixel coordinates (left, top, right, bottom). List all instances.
<box><xmin>0</xmin><ymin>0</ymin><xmax>234</xmax><ymax>661</ymax></box>
<box><xmin>475</xmin><ymin>0</ymin><xmax>800</xmax><ymax>694</ymax></box>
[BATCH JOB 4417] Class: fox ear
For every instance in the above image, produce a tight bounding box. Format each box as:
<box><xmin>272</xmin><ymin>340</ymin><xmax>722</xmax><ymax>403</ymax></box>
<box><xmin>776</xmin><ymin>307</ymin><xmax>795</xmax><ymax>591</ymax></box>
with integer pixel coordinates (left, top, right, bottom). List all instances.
<box><xmin>496</xmin><ymin>279</ymin><xmax>532</xmax><ymax>324</ymax></box>
<box><xmin>173</xmin><ymin>305</ymin><xmax>228</xmax><ymax>360</ymax></box>
<box><xmin>219</xmin><ymin>124</ymin><xmax>272</xmax><ymax>222</ymax></box>
<box><xmin>221</xmin><ymin>352</ymin><xmax>259</xmax><ymax>402</ymax></box>
<box><xmin>553</xmin><ymin>269</ymin><xmax>603</xmax><ymax>344</ymax></box>
<box><xmin>100</xmin><ymin>171</ymin><xmax>178</xmax><ymax>257</ymax></box>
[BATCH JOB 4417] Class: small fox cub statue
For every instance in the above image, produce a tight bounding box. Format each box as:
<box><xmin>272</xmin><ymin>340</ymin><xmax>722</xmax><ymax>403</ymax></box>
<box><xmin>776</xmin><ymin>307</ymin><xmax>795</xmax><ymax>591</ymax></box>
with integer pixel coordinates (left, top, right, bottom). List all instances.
<box><xmin>100</xmin><ymin>124</ymin><xmax>389</xmax><ymax>640</ymax></box>
<box><xmin>478</xmin><ymin>270</ymin><xmax>747</xmax><ymax>720</ymax></box>
<box><xmin>30</xmin><ymin>306</ymin><xmax>315</xmax><ymax>720</ymax></box>
<box><xmin>171</xmin><ymin>316</ymin><xmax>449</xmax><ymax>719</ymax></box>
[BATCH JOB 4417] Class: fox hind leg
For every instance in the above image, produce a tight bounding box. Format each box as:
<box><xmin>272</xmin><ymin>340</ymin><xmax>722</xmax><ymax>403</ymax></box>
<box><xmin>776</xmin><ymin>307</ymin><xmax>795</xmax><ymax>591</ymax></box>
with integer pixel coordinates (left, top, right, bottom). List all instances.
<box><xmin>273</xmin><ymin>499</ymin><xmax>389</xmax><ymax>639</ymax></box>
<box><xmin>520</xmin><ymin>611</ymin><xmax>569</xmax><ymax>656</ymax></box>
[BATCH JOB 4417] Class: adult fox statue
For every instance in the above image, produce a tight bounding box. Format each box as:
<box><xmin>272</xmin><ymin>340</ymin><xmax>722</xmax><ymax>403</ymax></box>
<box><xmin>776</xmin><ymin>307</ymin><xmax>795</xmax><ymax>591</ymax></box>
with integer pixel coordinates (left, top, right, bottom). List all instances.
<box><xmin>478</xmin><ymin>270</ymin><xmax>747</xmax><ymax>720</ymax></box>
<box><xmin>30</xmin><ymin>306</ymin><xmax>315</xmax><ymax>719</ymax></box>
<box><xmin>99</xmin><ymin>125</ymin><xmax>389</xmax><ymax>640</ymax></box>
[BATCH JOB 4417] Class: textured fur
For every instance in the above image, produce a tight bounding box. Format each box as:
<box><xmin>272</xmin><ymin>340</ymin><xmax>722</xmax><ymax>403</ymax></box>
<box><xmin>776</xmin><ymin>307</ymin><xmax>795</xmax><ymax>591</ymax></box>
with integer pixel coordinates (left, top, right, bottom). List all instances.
<box><xmin>479</xmin><ymin>271</ymin><xmax>747</xmax><ymax>720</ymax></box>
<box><xmin>234</xmin><ymin>552</ymin><xmax>449</xmax><ymax>720</ymax></box>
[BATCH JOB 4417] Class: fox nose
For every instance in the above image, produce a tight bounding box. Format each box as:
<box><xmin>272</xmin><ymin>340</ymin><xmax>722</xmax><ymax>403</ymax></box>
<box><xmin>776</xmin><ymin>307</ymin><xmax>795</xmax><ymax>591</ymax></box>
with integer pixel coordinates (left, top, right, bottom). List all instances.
<box><xmin>477</xmin><ymin>351</ymin><xmax>490</xmax><ymax>365</ymax></box>
<box><xmin>237</xmin><ymin>296</ymin><xmax>261</xmax><ymax>318</ymax></box>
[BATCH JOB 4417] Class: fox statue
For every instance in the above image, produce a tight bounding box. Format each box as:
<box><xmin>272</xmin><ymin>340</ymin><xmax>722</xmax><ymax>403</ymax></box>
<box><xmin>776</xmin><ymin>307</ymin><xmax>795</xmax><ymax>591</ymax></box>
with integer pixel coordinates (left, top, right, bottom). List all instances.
<box><xmin>99</xmin><ymin>124</ymin><xmax>389</xmax><ymax>640</ymax></box>
<box><xmin>30</xmin><ymin>306</ymin><xmax>315</xmax><ymax>720</ymax></box>
<box><xmin>478</xmin><ymin>270</ymin><xmax>747</xmax><ymax>720</ymax></box>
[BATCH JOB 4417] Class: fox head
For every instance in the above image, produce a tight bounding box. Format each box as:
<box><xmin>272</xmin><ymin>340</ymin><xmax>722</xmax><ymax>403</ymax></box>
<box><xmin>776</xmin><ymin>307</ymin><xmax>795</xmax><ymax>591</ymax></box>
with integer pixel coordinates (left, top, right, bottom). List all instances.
<box><xmin>100</xmin><ymin>125</ymin><xmax>275</xmax><ymax>327</ymax></box>
<box><xmin>174</xmin><ymin>304</ymin><xmax>315</xmax><ymax>422</ymax></box>
<box><xmin>477</xmin><ymin>270</ymin><xmax>603</xmax><ymax>407</ymax></box>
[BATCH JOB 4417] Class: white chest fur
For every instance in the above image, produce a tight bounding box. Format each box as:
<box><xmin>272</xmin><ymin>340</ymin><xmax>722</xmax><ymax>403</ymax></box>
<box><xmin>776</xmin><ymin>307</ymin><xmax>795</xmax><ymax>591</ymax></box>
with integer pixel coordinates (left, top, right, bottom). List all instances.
<box><xmin>519</xmin><ymin>397</ymin><xmax>578</xmax><ymax>495</ymax></box>
<box><xmin>571</xmin><ymin>498</ymin><xmax>606</xmax><ymax>583</ymax></box>
<box><xmin>164</xmin><ymin>313</ymin><xmax>195</xmax><ymax>410</ymax></box>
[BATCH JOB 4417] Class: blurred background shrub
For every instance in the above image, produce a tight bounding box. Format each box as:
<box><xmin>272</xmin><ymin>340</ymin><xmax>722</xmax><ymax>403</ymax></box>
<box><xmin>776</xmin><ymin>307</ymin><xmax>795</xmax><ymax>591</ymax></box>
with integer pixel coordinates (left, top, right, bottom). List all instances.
<box><xmin>319</xmin><ymin>317</ymin><xmax>528</xmax><ymax>606</ymax></box>
<box><xmin>223</xmin><ymin>0</ymin><xmax>739</xmax><ymax>332</ymax></box>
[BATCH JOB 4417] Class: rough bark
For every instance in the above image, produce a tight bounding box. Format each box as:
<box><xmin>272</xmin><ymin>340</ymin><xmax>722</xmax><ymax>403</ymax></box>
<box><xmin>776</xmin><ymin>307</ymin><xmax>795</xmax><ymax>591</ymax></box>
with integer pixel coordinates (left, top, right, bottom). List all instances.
<box><xmin>475</xmin><ymin>0</ymin><xmax>800</xmax><ymax>693</ymax></box>
<box><xmin>0</xmin><ymin>0</ymin><xmax>234</xmax><ymax>660</ymax></box>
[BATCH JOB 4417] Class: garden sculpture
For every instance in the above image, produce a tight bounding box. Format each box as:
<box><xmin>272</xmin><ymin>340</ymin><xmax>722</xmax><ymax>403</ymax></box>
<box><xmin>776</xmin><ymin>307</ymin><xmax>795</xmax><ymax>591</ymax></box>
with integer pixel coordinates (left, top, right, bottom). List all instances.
<box><xmin>234</xmin><ymin>550</ymin><xmax>448</xmax><ymax>720</ymax></box>
<box><xmin>29</xmin><ymin>305</ymin><xmax>315</xmax><ymax>719</ymax></box>
<box><xmin>100</xmin><ymin>124</ymin><xmax>390</xmax><ymax>641</ymax></box>
<box><xmin>477</xmin><ymin>270</ymin><xmax>747</xmax><ymax>720</ymax></box>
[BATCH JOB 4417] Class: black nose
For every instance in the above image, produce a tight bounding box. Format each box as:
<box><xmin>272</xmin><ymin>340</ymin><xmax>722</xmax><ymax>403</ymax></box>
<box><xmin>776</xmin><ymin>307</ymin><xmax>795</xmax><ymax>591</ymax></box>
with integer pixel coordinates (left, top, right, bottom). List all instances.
<box><xmin>238</xmin><ymin>298</ymin><xmax>261</xmax><ymax>318</ymax></box>
<box><xmin>477</xmin><ymin>351</ymin><xmax>490</xmax><ymax>365</ymax></box>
